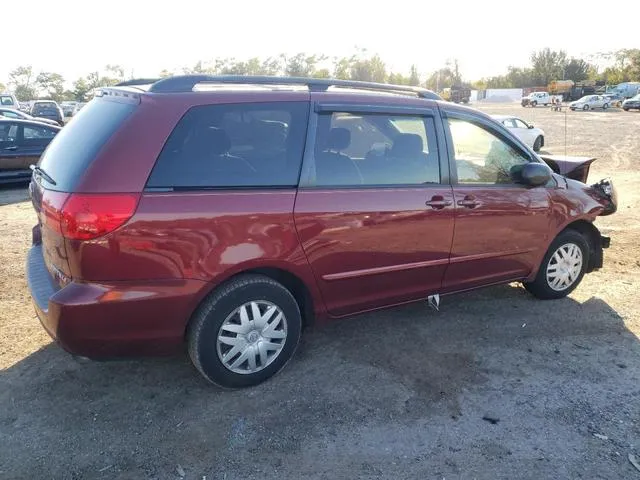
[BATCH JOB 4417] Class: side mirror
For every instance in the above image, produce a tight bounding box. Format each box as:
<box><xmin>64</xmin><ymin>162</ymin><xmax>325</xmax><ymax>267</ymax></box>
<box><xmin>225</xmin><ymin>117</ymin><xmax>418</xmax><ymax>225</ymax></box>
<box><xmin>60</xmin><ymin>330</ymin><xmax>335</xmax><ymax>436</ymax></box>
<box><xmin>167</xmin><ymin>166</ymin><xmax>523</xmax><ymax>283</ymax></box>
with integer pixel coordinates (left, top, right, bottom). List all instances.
<box><xmin>528</xmin><ymin>124</ymin><xmax>534</xmax><ymax>129</ymax></box>
<box><xmin>519</xmin><ymin>162</ymin><xmax>553</xmax><ymax>187</ymax></box>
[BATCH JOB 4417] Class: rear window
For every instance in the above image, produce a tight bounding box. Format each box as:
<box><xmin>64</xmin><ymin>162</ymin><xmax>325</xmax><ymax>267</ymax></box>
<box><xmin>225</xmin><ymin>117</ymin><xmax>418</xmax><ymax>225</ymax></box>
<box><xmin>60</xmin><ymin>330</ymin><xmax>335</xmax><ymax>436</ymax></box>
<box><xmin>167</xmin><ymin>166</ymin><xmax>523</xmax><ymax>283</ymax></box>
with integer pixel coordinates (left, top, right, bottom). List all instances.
<box><xmin>147</xmin><ymin>101</ymin><xmax>309</xmax><ymax>189</ymax></box>
<box><xmin>38</xmin><ymin>98</ymin><xmax>136</xmax><ymax>191</ymax></box>
<box><xmin>33</xmin><ymin>102</ymin><xmax>57</xmax><ymax>112</ymax></box>
<box><xmin>0</xmin><ymin>96</ymin><xmax>15</xmax><ymax>106</ymax></box>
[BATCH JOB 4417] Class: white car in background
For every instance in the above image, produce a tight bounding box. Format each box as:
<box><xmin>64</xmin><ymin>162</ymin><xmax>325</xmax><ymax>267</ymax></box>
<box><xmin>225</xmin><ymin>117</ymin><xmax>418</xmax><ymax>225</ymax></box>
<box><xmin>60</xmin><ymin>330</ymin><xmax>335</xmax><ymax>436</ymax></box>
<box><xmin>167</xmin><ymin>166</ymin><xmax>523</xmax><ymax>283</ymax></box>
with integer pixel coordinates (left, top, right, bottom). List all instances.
<box><xmin>570</xmin><ymin>95</ymin><xmax>609</xmax><ymax>111</ymax></box>
<box><xmin>492</xmin><ymin>115</ymin><xmax>545</xmax><ymax>152</ymax></box>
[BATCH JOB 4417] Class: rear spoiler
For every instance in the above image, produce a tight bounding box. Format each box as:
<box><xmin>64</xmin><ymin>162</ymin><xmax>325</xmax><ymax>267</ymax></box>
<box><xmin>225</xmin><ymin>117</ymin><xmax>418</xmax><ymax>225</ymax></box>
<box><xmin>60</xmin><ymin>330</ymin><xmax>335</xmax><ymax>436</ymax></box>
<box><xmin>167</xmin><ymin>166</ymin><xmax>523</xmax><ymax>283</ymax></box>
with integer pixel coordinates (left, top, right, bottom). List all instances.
<box><xmin>539</xmin><ymin>155</ymin><xmax>596</xmax><ymax>183</ymax></box>
<box><xmin>94</xmin><ymin>87</ymin><xmax>141</xmax><ymax>105</ymax></box>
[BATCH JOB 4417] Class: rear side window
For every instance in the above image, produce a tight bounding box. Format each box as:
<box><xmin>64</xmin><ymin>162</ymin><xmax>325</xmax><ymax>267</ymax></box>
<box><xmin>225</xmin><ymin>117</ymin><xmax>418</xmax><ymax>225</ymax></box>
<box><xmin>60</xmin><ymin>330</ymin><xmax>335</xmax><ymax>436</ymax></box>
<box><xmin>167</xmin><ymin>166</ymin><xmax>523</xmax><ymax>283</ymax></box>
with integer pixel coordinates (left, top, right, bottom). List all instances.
<box><xmin>0</xmin><ymin>96</ymin><xmax>15</xmax><ymax>106</ymax></box>
<box><xmin>38</xmin><ymin>98</ymin><xmax>136</xmax><ymax>191</ymax></box>
<box><xmin>147</xmin><ymin>102</ymin><xmax>309</xmax><ymax>189</ymax></box>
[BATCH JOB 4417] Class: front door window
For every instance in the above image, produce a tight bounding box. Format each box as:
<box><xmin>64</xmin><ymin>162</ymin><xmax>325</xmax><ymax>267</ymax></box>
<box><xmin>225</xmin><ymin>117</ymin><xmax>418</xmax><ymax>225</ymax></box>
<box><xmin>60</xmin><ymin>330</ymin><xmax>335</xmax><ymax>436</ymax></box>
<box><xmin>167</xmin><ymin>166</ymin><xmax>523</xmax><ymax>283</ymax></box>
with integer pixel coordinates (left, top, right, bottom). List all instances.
<box><xmin>447</xmin><ymin>118</ymin><xmax>530</xmax><ymax>184</ymax></box>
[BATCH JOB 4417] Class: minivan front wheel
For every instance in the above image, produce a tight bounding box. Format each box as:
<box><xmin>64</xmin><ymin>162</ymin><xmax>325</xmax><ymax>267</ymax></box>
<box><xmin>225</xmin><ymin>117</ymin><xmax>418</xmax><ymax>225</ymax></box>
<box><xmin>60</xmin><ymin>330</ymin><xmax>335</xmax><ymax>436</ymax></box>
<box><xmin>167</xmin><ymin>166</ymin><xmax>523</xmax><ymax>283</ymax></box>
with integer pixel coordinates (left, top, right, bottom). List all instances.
<box><xmin>188</xmin><ymin>274</ymin><xmax>302</xmax><ymax>388</ymax></box>
<box><xmin>524</xmin><ymin>230</ymin><xmax>590</xmax><ymax>300</ymax></box>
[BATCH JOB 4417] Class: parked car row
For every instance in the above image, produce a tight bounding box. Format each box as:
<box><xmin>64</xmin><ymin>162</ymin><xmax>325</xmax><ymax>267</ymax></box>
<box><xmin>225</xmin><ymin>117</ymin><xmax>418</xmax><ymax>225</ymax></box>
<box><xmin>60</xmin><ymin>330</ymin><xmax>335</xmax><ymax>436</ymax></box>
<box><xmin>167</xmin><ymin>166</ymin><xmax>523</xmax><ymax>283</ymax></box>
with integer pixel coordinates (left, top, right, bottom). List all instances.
<box><xmin>521</xmin><ymin>89</ymin><xmax>638</xmax><ymax>113</ymax></box>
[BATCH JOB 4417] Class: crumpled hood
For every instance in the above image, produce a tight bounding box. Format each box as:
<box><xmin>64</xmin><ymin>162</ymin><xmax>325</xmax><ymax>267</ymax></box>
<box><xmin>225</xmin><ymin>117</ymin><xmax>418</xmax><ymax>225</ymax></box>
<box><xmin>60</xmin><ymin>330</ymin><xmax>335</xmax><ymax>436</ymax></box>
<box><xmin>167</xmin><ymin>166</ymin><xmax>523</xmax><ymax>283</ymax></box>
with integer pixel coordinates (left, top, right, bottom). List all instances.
<box><xmin>539</xmin><ymin>155</ymin><xmax>596</xmax><ymax>183</ymax></box>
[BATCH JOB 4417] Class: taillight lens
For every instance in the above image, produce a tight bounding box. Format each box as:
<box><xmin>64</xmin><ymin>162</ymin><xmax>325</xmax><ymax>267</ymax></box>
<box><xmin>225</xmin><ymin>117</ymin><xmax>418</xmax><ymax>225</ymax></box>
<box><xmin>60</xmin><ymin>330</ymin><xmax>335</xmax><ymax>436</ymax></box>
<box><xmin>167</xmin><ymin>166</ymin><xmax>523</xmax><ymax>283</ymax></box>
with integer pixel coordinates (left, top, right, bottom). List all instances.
<box><xmin>41</xmin><ymin>192</ymin><xmax>140</xmax><ymax>240</ymax></box>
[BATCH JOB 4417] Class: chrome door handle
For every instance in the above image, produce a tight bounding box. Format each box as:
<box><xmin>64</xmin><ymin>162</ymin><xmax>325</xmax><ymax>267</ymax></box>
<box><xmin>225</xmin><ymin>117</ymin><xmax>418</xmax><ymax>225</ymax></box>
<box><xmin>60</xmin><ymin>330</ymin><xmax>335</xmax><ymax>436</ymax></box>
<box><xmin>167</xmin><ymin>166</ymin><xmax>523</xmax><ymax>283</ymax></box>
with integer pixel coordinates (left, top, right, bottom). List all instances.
<box><xmin>425</xmin><ymin>197</ymin><xmax>452</xmax><ymax>209</ymax></box>
<box><xmin>457</xmin><ymin>197</ymin><xmax>479</xmax><ymax>208</ymax></box>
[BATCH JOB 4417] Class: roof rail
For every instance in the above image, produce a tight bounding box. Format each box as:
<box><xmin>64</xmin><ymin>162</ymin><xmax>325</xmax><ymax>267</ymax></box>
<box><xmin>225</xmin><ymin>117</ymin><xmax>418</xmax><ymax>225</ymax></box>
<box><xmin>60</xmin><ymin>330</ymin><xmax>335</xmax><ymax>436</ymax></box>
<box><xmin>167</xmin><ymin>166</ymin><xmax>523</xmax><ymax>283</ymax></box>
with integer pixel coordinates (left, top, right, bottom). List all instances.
<box><xmin>146</xmin><ymin>75</ymin><xmax>440</xmax><ymax>99</ymax></box>
<box><xmin>115</xmin><ymin>78</ymin><xmax>161</xmax><ymax>87</ymax></box>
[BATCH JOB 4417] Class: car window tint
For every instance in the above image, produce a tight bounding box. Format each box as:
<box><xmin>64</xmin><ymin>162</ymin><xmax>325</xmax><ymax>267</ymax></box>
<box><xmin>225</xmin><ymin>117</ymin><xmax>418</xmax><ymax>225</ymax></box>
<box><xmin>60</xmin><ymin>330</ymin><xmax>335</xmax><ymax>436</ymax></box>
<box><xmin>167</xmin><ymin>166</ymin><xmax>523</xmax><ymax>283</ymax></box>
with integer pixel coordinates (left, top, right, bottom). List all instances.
<box><xmin>147</xmin><ymin>102</ymin><xmax>309</xmax><ymax>189</ymax></box>
<box><xmin>448</xmin><ymin>118</ymin><xmax>529</xmax><ymax>185</ymax></box>
<box><xmin>1</xmin><ymin>111</ymin><xmax>19</xmax><ymax>119</ymax></box>
<box><xmin>23</xmin><ymin>125</ymin><xmax>56</xmax><ymax>140</ymax></box>
<box><xmin>502</xmin><ymin>119</ymin><xmax>515</xmax><ymax>128</ymax></box>
<box><xmin>0</xmin><ymin>124</ymin><xmax>17</xmax><ymax>145</ymax></box>
<box><xmin>311</xmin><ymin>112</ymin><xmax>440</xmax><ymax>186</ymax></box>
<box><xmin>514</xmin><ymin>119</ymin><xmax>528</xmax><ymax>128</ymax></box>
<box><xmin>0</xmin><ymin>96</ymin><xmax>14</xmax><ymax>106</ymax></box>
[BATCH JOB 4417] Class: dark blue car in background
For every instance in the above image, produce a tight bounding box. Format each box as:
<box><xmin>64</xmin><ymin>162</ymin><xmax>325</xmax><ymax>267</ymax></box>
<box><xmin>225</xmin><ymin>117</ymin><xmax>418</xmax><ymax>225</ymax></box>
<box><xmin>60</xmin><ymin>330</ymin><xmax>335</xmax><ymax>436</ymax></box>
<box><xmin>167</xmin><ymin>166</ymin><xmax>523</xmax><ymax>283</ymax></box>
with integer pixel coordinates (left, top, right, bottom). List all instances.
<box><xmin>0</xmin><ymin>119</ymin><xmax>60</xmax><ymax>184</ymax></box>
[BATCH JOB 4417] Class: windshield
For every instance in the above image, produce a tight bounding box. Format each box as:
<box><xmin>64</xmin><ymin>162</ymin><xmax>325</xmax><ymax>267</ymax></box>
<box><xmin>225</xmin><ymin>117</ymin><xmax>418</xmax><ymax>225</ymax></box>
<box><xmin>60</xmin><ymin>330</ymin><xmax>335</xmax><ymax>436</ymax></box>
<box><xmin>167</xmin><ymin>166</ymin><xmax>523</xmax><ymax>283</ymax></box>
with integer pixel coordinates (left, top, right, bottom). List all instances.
<box><xmin>630</xmin><ymin>94</ymin><xmax>640</xmax><ymax>101</ymax></box>
<box><xmin>34</xmin><ymin>102</ymin><xmax>57</xmax><ymax>109</ymax></box>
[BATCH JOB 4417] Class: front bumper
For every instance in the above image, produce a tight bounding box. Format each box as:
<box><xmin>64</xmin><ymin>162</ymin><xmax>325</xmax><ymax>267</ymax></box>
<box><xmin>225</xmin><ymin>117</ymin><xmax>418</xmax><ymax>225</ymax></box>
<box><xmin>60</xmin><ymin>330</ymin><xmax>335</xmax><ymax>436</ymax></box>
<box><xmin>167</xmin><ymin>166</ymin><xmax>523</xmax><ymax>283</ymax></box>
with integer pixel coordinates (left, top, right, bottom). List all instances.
<box><xmin>591</xmin><ymin>178</ymin><xmax>617</xmax><ymax>216</ymax></box>
<box><xmin>26</xmin><ymin>244</ymin><xmax>207</xmax><ymax>358</ymax></box>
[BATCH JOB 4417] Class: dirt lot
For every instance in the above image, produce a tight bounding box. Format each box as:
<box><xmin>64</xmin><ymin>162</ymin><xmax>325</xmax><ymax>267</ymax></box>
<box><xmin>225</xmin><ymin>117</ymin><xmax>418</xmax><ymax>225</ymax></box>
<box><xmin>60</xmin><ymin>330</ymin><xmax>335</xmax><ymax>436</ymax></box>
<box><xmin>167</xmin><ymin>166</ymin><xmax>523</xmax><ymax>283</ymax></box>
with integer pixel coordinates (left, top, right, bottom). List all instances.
<box><xmin>1</xmin><ymin>104</ymin><xmax>639</xmax><ymax>480</ymax></box>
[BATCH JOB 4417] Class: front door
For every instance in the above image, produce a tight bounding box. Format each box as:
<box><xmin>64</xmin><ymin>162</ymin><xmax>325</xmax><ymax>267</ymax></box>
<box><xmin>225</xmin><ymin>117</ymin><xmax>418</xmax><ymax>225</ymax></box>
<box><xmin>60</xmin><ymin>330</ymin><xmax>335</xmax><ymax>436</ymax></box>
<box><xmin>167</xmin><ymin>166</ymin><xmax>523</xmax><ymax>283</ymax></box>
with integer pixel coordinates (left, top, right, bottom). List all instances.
<box><xmin>294</xmin><ymin>104</ymin><xmax>454</xmax><ymax>316</ymax></box>
<box><xmin>0</xmin><ymin>122</ymin><xmax>24</xmax><ymax>170</ymax></box>
<box><xmin>441</xmin><ymin>110</ymin><xmax>552</xmax><ymax>292</ymax></box>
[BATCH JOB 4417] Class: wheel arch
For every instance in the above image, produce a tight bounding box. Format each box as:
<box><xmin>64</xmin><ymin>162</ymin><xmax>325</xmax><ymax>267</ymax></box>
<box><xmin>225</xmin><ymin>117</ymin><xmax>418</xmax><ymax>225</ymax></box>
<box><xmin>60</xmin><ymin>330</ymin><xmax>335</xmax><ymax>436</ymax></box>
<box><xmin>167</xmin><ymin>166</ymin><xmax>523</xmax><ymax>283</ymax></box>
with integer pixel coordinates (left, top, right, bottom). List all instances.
<box><xmin>560</xmin><ymin>220</ymin><xmax>603</xmax><ymax>272</ymax></box>
<box><xmin>185</xmin><ymin>264</ymin><xmax>321</xmax><ymax>340</ymax></box>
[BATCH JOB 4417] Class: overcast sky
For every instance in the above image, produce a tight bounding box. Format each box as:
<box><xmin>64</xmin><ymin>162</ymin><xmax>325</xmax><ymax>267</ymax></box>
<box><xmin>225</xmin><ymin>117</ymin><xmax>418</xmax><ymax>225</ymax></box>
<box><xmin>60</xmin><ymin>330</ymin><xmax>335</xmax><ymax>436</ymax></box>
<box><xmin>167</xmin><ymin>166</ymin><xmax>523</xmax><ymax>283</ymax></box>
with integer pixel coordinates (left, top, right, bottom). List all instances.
<box><xmin>3</xmin><ymin>0</ymin><xmax>639</xmax><ymax>85</ymax></box>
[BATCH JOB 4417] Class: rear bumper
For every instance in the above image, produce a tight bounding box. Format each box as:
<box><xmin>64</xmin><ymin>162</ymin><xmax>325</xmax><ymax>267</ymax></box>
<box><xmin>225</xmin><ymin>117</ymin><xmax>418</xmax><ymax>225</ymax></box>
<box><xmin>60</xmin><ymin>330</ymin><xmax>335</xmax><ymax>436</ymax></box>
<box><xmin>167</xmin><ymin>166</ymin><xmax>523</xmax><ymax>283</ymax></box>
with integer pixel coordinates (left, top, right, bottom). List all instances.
<box><xmin>26</xmin><ymin>244</ymin><xmax>208</xmax><ymax>358</ymax></box>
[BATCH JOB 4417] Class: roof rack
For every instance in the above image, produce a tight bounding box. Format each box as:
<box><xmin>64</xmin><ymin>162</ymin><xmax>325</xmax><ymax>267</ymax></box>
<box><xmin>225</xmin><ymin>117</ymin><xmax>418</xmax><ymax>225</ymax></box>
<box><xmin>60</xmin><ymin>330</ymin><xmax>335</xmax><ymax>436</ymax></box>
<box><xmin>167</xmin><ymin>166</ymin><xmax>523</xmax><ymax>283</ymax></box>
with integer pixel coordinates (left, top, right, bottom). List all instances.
<box><xmin>145</xmin><ymin>75</ymin><xmax>440</xmax><ymax>100</ymax></box>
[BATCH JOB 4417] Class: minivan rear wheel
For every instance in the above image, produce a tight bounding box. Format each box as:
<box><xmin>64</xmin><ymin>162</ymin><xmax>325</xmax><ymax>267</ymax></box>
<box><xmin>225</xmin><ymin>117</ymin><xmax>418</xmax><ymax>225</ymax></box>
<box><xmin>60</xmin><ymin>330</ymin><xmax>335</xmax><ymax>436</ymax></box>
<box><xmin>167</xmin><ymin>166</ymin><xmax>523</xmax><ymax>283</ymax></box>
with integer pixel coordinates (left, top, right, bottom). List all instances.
<box><xmin>188</xmin><ymin>274</ymin><xmax>302</xmax><ymax>388</ymax></box>
<box><xmin>524</xmin><ymin>230</ymin><xmax>590</xmax><ymax>300</ymax></box>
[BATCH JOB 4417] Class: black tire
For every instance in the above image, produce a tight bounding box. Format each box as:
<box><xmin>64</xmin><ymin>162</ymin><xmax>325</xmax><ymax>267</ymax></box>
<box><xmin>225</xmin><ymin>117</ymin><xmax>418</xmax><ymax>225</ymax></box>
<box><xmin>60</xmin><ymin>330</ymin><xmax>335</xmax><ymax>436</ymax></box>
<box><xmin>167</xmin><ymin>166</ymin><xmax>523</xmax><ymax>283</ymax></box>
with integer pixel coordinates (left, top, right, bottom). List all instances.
<box><xmin>524</xmin><ymin>229</ymin><xmax>590</xmax><ymax>300</ymax></box>
<box><xmin>603</xmin><ymin>103</ymin><xmax>609</xmax><ymax>110</ymax></box>
<box><xmin>533</xmin><ymin>136</ymin><xmax>543</xmax><ymax>152</ymax></box>
<box><xmin>531</xmin><ymin>100</ymin><xmax>538</xmax><ymax>107</ymax></box>
<box><xmin>188</xmin><ymin>274</ymin><xmax>302</xmax><ymax>388</ymax></box>
<box><xmin>623</xmin><ymin>108</ymin><xmax>629</xmax><ymax>111</ymax></box>
<box><xmin>583</xmin><ymin>104</ymin><xmax>590</xmax><ymax>111</ymax></box>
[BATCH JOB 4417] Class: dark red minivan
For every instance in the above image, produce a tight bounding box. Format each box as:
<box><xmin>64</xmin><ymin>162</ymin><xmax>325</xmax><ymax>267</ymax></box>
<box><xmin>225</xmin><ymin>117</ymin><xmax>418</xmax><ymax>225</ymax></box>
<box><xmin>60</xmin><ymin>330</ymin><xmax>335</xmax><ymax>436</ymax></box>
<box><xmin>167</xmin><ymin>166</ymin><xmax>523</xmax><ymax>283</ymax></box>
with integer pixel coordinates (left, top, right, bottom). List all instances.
<box><xmin>26</xmin><ymin>76</ymin><xmax>617</xmax><ymax>387</ymax></box>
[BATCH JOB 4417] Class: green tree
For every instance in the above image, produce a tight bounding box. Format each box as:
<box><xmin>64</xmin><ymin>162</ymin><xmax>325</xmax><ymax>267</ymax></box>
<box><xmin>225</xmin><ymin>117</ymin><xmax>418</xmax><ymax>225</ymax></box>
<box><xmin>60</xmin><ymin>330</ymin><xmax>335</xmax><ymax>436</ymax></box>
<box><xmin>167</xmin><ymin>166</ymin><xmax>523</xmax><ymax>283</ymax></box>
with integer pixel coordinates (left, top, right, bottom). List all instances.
<box><xmin>563</xmin><ymin>58</ymin><xmax>592</xmax><ymax>82</ymax></box>
<box><xmin>72</xmin><ymin>77</ymin><xmax>91</xmax><ymax>102</ymax></box>
<box><xmin>530</xmin><ymin>48</ymin><xmax>567</xmax><ymax>85</ymax></box>
<box><xmin>387</xmin><ymin>72</ymin><xmax>408</xmax><ymax>85</ymax></box>
<box><xmin>349</xmin><ymin>54</ymin><xmax>387</xmax><ymax>82</ymax></box>
<box><xmin>408</xmin><ymin>65</ymin><xmax>420</xmax><ymax>86</ymax></box>
<box><xmin>282</xmin><ymin>53</ymin><xmax>325</xmax><ymax>77</ymax></box>
<box><xmin>9</xmin><ymin>65</ymin><xmax>37</xmax><ymax>101</ymax></box>
<box><xmin>333</xmin><ymin>56</ymin><xmax>353</xmax><ymax>80</ymax></box>
<box><xmin>36</xmin><ymin>72</ymin><xmax>65</xmax><ymax>101</ymax></box>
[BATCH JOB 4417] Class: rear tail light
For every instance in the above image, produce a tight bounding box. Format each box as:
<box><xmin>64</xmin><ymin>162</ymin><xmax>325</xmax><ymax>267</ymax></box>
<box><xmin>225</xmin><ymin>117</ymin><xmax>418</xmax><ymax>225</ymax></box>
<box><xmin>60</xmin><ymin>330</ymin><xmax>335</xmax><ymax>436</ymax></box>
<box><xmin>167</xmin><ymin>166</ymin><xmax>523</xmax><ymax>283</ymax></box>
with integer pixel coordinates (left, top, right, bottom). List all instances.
<box><xmin>42</xmin><ymin>192</ymin><xmax>140</xmax><ymax>240</ymax></box>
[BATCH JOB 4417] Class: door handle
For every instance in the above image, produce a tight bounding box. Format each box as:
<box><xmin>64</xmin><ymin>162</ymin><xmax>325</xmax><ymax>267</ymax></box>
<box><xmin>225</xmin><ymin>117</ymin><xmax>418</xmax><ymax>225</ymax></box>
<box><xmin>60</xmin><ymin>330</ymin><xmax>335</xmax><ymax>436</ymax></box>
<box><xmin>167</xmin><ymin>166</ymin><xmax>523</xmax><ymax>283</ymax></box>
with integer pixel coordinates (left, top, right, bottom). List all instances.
<box><xmin>425</xmin><ymin>196</ymin><xmax>452</xmax><ymax>210</ymax></box>
<box><xmin>457</xmin><ymin>196</ymin><xmax>479</xmax><ymax>208</ymax></box>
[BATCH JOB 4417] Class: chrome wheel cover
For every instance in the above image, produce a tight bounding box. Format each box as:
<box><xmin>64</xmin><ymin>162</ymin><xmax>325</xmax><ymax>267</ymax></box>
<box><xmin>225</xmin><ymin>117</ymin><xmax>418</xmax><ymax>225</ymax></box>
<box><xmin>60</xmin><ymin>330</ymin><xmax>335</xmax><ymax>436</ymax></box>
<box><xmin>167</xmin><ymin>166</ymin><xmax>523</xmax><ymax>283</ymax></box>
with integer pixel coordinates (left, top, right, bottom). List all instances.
<box><xmin>546</xmin><ymin>243</ymin><xmax>583</xmax><ymax>291</ymax></box>
<box><xmin>216</xmin><ymin>300</ymin><xmax>288</xmax><ymax>374</ymax></box>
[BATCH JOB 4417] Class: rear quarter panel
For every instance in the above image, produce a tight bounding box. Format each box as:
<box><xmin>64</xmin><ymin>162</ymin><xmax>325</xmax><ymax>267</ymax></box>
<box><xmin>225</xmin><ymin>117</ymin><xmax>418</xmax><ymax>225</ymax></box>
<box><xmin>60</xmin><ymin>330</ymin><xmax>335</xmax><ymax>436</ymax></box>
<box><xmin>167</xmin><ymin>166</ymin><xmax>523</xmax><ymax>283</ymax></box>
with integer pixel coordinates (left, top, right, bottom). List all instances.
<box><xmin>66</xmin><ymin>190</ymin><xmax>326</xmax><ymax>316</ymax></box>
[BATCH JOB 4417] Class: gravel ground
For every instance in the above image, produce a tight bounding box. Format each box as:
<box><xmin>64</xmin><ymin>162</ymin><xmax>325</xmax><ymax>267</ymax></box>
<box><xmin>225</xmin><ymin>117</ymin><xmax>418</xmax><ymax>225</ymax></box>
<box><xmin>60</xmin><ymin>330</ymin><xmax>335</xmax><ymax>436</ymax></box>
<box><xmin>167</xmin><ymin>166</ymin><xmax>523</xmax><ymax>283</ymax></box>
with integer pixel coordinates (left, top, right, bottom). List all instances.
<box><xmin>0</xmin><ymin>103</ymin><xmax>639</xmax><ymax>480</ymax></box>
